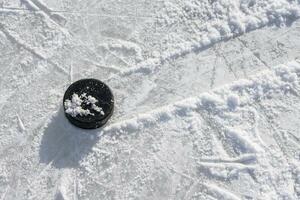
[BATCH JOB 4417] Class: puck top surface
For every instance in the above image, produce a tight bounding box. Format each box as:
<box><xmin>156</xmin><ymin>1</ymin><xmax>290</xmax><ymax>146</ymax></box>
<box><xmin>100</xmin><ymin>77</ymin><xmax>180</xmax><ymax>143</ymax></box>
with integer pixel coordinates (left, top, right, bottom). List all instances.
<box><xmin>63</xmin><ymin>79</ymin><xmax>114</xmax><ymax>129</ymax></box>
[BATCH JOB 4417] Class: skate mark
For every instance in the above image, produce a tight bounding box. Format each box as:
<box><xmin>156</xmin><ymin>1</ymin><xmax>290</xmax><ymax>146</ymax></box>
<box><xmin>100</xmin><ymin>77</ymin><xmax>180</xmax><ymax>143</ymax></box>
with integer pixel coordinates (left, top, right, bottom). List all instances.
<box><xmin>20</xmin><ymin>0</ymin><xmax>71</xmax><ymax>39</ymax></box>
<box><xmin>183</xmin><ymin>180</ymin><xmax>243</xmax><ymax>200</ymax></box>
<box><xmin>82</xmin><ymin>58</ymin><xmax>121</xmax><ymax>72</ymax></box>
<box><xmin>286</xmin><ymin>131</ymin><xmax>300</xmax><ymax>145</ymax></box>
<box><xmin>200</xmin><ymin>115</ymin><xmax>237</xmax><ymax>157</ymax></box>
<box><xmin>215</xmin><ymin>48</ymin><xmax>238</xmax><ymax>79</ymax></box>
<box><xmin>107</xmin><ymin>49</ymin><xmax>131</xmax><ymax>68</ymax></box>
<box><xmin>237</xmin><ymin>38</ymin><xmax>270</xmax><ymax>69</ymax></box>
<box><xmin>21</xmin><ymin>0</ymin><xmax>66</xmax><ymax>26</ymax></box>
<box><xmin>257</xmin><ymin>103</ymin><xmax>297</xmax><ymax>160</ymax></box>
<box><xmin>225</xmin><ymin>127</ymin><xmax>262</xmax><ymax>154</ymax></box>
<box><xmin>0</xmin><ymin>24</ymin><xmax>68</xmax><ymax>75</ymax></box>
<box><xmin>197</xmin><ymin>162</ymin><xmax>256</xmax><ymax>172</ymax></box>
<box><xmin>20</xmin><ymin>0</ymin><xmax>38</xmax><ymax>11</ymax></box>
<box><xmin>179</xmin><ymin>172</ymin><xmax>241</xmax><ymax>200</ymax></box>
<box><xmin>45</xmin><ymin>10</ymin><xmax>159</xmax><ymax>19</ymax></box>
<box><xmin>204</xmin><ymin>183</ymin><xmax>241</xmax><ymax>200</ymax></box>
<box><xmin>197</xmin><ymin>154</ymin><xmax>257</xmax><ymax>181</ymax></box>
<box><xmin>0</xmin><ymin>7</ymin><xmax>31</xmax><ymax>12</ymax></box>
<box><xmin>69</xmin><ymin>60</ymin><xmax>73</xmax><ymax>83</ymax></box>
<box><xmin>81</xmin><ymin>17</ymin><xmax>132</xmax><ymax>70</ymax></box>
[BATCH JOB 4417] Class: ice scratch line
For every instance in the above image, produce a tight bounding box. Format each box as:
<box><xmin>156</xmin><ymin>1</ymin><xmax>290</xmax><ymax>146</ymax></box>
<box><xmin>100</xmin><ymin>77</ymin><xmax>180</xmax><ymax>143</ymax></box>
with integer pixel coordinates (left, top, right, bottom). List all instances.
<box><xmin>198</xmin><ymin>153</ymin><xmax>257</xmax><ymax>164</ymax></box>
<box><xmin>16</xmin><ymin>114</ymin><xmax>26</xmax><ymax>132</ymax></box>
<box><xmin>237</xmin><ymin>38</ymin><xmax>270</xmax><ymax>69</ymax></box>
<box><xmin>73</xmin><ymin>175</ymin><xmax>78</xmax><ymax>200</ymax></box>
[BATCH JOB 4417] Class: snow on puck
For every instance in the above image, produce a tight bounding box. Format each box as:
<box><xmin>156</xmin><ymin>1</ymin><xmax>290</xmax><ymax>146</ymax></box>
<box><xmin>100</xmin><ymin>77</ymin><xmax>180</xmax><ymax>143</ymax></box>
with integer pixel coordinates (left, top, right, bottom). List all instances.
<box><xmin>63</xmin><ymin>79</ymin><xmax>114</xmax><ymax>129</ymax></box>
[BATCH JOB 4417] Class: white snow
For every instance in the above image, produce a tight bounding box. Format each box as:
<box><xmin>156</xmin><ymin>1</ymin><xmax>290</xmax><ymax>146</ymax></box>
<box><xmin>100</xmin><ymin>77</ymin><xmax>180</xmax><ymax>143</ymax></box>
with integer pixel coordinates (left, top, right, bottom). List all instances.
<box><xmin>1</xmin><ymin>0</ymin><xmax>300</xmax><ymax>199</ymax></box>
<box><xmin>64</xmin><ymin>93</ymin><xmax>104</xmax><ymax>117</ymax></box>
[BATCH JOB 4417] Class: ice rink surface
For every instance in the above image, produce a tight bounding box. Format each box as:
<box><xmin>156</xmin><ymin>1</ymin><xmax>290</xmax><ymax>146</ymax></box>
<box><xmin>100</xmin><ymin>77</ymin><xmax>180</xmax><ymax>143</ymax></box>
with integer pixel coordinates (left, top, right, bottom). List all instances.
<box><xmin>1</xmin><ymin>0</ymin><xmax>300</xmax><ymax>199</ymax></box>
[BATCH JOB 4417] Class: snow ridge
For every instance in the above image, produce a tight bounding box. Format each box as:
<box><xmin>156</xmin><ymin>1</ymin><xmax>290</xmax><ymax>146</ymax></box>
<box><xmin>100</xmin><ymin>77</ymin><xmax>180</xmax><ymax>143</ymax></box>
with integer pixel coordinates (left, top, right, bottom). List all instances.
<box><xmin>111</xmin><ymin>0</ymin><xmax>300</xmax><ymax>78</ymax></box>
<box><xmin>102</xmin><ymin>60</ymin><xmax>300</xmax><ymax>135</ymax></box>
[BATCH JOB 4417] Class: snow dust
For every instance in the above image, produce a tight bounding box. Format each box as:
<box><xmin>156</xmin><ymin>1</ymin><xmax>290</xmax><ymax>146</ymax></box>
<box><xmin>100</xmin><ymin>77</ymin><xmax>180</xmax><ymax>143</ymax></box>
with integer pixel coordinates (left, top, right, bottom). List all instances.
<box><xmin>64</xmin><ymin>93</ymin><xmax>104</xmax><ymax>117</ymax></box>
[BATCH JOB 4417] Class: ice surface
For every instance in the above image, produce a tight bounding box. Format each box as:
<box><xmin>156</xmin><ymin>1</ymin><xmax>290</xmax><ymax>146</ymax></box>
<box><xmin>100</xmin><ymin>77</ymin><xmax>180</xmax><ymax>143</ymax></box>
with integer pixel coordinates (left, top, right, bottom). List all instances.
<box><xmin>0</xmin><ymin>0</ymin><xmax>300</xmax><ymax>199</ymax></box>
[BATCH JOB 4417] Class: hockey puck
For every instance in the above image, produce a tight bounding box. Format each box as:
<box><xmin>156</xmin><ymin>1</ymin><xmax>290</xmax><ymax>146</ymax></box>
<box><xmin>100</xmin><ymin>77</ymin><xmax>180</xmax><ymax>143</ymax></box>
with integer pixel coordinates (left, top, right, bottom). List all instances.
<box><xmin>63</xmin><ymin>79</ymin><xmax>114</xmax><ymax>129</ymax></box>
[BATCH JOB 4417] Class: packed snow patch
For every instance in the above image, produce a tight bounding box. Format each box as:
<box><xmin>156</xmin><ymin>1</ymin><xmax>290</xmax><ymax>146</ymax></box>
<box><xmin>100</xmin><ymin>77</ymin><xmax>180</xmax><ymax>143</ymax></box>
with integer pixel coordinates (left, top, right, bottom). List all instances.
<box><xmin>64</xmin><ymin>93</ymin><xmax>104</xmax><ymax>117</ymax></box>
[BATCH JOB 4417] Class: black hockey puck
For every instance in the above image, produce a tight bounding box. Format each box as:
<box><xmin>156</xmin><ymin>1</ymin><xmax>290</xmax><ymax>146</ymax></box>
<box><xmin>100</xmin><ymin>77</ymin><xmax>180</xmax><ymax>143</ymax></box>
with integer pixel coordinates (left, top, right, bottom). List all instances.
<box><xmin>63</xmin><ymin>79</ymin><xmax>114</xmax><ymax>129</ymax></box>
